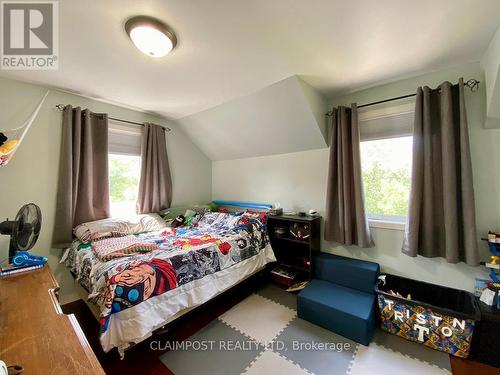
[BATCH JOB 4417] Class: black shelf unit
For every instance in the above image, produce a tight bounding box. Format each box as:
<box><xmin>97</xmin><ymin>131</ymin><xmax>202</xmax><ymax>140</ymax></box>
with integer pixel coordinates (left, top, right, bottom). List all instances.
<box><xmin>470</xmin><ymin>300</ymin><xmax>500</xmax><ymax>368</ymax></box>
<box><xmin>267</xmin><ymin>214</ymin><xmax>321</xmax><ymax>285</ymax></box>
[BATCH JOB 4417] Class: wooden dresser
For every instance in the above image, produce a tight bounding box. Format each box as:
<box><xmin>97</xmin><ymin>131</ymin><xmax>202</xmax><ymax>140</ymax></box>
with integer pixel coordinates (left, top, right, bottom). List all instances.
<box><xmin>0</xmin><ymin>265</ymin><xmax>105</xmax><ymax>374</ymax></box>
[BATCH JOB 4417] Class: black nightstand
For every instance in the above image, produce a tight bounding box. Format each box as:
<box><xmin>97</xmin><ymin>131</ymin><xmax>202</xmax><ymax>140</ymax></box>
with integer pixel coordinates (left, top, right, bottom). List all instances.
<box><xmin>267</xmin><ymin>214</ymin><xmax>321</xmax><ymax>285</ymax></box>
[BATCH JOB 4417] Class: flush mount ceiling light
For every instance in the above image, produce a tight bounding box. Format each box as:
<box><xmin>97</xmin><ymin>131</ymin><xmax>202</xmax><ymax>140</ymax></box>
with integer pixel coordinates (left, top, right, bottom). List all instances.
<box><xmin>125</xmin><ymin>16</ymin><xmax>177</xmax><ymax>58</ymax></box>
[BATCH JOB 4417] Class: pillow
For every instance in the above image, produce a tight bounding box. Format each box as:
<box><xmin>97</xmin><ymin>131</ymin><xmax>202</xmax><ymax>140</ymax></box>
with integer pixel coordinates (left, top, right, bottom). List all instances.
<box><xmin>73</xmin><ymin>213</ymin><xmax>167</xmax><ymax>242</ymax></box>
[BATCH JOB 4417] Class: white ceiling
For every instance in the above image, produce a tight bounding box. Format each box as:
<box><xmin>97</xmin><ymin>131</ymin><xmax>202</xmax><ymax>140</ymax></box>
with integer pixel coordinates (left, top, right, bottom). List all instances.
<box><xmin>1</xmin><ymin>0</ymin><xmax>500</xmax><ymax>119</ymax></box>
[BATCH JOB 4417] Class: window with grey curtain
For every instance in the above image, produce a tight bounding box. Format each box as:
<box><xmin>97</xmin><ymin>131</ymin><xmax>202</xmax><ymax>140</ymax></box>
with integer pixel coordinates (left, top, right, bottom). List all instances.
<box><xmin>402</xmin><ymin>78</ymin><xmax>479</xmax><ymax>265</ymax></box>
<box><xmin>53</xmin><ymin>106</ymin><xmax>110</xmax><ymax>247</ymax></box>
<box><xmin>325</xmin><ymin>105</ymin><xmax>373</xmax><ymax>247</ymax></box>
<box><xmin>137</xmin><ymin>123</ymin><xmax>172</xmax><ymax>214</ymax></box>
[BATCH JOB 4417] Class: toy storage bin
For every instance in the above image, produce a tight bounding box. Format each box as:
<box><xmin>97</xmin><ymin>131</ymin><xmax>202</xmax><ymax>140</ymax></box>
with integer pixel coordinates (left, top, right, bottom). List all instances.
<box><xmin>375</xmin><ymin>274</ymin><xmax>481</xmax><ymax>358</ymax></box>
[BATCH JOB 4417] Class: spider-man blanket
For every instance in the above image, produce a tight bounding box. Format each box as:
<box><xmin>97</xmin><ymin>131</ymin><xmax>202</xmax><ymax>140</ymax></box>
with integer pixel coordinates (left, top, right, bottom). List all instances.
<box><xmin>65</xmin><ymin>220</ymin><xmax>269</xmax><ymax>332</ymax></box>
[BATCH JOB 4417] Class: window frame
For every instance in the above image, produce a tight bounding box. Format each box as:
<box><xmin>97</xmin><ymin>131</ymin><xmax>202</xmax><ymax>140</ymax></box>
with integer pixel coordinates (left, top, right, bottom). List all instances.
<box><xmin>108</xmin><ymin>121</ymin><xmax>143</xmax><ymax>217</ymax></box>
<box><xmin>359</xmin><ymin>101</ymin><xmax>414</xmax><ymax>231</ymax></box>
<box><xmin>368</xmin><ymin>218</ymin><xmax>406</xmax><ymax>231</ymax></box>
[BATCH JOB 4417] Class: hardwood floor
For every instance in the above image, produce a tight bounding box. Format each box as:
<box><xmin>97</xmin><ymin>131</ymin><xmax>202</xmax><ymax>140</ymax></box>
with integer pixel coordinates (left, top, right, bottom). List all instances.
<box><xmin>62</xmin><ymin>276</ymin><xmax>500</xmax><ymax>375</ymax></box>
<box><xmin>451</xmin><ymin>357</ymin><xmax>500</xmax><ymax>375</ymax></box>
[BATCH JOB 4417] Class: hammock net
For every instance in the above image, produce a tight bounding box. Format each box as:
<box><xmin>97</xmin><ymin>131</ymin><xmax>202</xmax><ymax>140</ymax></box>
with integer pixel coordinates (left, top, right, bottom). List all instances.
<box><xmin>0</xmin><ymin>91</ymin><xmax>49</xmax><ymax>166</ymax></box>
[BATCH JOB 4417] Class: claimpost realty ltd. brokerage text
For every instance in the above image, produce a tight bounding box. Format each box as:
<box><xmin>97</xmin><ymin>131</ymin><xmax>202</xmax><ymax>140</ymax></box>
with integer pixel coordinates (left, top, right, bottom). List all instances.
<box><xmin>150</xmin><ymin>340</ymin><xmax>352</xmax><ymax>352</ymax></box>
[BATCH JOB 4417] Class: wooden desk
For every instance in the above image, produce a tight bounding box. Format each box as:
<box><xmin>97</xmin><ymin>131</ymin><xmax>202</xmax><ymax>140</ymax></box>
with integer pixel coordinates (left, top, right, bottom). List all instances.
<box><xmin>0</xmin><ymin>265</ymin><xmax>104</xmax><ymax>374</ymax></box>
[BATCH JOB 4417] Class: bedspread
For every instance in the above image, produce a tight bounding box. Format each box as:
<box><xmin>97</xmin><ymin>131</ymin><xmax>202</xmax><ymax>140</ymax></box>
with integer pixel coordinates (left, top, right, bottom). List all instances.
<box><xmin>65</xmin><ymin>219</ymin><xmax>269</xmax><ymax>331</ymax></box>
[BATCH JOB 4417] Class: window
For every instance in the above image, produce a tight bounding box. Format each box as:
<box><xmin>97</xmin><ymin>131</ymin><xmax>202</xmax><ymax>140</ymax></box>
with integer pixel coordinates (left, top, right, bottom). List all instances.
<box><xmin>358</xmin><ymin>102</ymin><xmax>414</xmax><ymax>228</ymax></box>
<box><xmin>108</xmin><ymin>121</ymin><xmax>142</xmax><ymax>217</ymax></box>
<box><xmin>109</xmin><ymin>154</ymin><xmax>141</xmax><ymax>217</ymax></box>
<box><xmin>360</xmin><ymin>136</ymin><xmax>412</xmax><ymax>224</ymax></box>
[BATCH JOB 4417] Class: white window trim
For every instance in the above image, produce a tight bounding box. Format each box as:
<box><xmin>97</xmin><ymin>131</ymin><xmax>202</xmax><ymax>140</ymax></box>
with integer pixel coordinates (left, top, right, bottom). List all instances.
<box><xmin>368</xmin><ymin>218</ymin><xmax>405</xmax><ymax>231</ymax></box>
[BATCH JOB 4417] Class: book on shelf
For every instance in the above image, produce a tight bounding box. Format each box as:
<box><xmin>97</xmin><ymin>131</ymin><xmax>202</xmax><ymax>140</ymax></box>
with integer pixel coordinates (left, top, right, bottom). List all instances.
<box><xmin>0</xmin><ymin>263</ymin><xmax>45</xmax><ymax>277</ymax></box>
<box><xmin>270</xmin><ymin>265</ymin><xmax>298</xmax><ymax>278</ymax></box>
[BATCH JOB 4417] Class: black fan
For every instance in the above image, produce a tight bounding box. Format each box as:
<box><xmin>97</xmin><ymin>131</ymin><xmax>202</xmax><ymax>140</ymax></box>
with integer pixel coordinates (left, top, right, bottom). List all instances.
<box><xmin>0</xmin><ymin>203</ymin><xmax>42</xmax><ymax>260</ymax></box>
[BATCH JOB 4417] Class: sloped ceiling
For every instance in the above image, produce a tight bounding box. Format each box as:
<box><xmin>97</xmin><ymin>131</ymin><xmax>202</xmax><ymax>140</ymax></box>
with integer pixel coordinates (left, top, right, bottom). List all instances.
<box><xmin>481</xmin><ymin>26</ymin><xmax>500</xmax><ymax>128</ymax></box>
<box><xmin>175</xmin><ymin>76</ymin><xmax>328</xmax><ymax>161</ymax></box>
<box><xmin>1</xmin><ymin>1</ymin><xmax>500</xmax><ymax>119</ymax></box>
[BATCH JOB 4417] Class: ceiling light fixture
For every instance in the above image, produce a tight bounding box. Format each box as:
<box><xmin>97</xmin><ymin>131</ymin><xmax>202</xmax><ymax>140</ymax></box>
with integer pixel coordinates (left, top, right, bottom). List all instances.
<box><xmin>125</xmin><ymin>16</ymin><xmax>177</xmax><ymax>58</ymax></box>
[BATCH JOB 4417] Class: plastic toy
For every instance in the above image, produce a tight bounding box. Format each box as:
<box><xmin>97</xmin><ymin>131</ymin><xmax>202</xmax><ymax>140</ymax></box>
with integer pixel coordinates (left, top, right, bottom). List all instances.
<box><xmin>11</xmin><ymin>250</ymin><xmax>48</xmax><ymax>267</ymax></box>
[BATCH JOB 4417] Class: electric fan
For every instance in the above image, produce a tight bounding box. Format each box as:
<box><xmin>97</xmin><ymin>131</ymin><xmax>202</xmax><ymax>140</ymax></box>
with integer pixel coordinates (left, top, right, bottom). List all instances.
<box><xmin>0</xmin><ymin>203</ymin><xmax>47</xmax><ymax>267</ymax></box>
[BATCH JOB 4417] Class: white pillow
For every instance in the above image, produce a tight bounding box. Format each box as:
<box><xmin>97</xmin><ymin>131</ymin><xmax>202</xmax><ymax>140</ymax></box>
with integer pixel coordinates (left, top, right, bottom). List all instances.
<box><xmin>73</xmin><ymin>213</ymin><xmax>167</xmax><ymax>242</ymax></box>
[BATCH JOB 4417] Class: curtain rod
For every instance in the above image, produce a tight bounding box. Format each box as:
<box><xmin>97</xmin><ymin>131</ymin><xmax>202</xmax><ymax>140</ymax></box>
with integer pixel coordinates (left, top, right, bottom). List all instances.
<box><xmin>325</xmin><ymin>78</ymin><xmax>480</xmax><ymax>116</ymax></box>
<box><xmin>54</xmin><ymin>104</ymin><xmax>171</xmax><ymax>132</ymax></box>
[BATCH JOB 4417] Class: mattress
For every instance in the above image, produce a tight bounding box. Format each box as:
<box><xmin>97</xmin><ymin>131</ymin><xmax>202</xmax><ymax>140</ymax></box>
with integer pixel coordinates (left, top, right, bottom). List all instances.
<box><xmin>64</xmin><ymin>218</ymin><xmax>275</xmax><ymax>355</ymax></box>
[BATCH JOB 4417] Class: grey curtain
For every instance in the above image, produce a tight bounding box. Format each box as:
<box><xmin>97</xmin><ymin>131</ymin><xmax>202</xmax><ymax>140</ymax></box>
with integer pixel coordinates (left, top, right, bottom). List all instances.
<box><xmin>325</xmin><ymin>105</ymin><xmax>373</xmax><ymax>247</ymax></box>
<box><xmin>53</xmin><ymin>106</ymin><xmax>110</xmax><ymax>247</ymax></box>
<box><xmin>137</xmin><ymin>123</ymin><xmax>172</xmax><ymax>214</ymax></box>
<box><xmin>403</xmin><ymin>78</ymin><xmax>479</xmax><ymax>265</ymax></box>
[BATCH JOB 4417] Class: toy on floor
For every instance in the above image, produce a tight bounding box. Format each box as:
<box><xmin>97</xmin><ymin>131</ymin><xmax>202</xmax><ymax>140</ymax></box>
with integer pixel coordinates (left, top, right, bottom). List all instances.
<box><xmin>489</xmin><ymin>270</ymin><xmax>500</xmax><ymax>284</ymax></box>
<box><xmin>286</xmin><ymin>280</ymin><xmax>309</xmax><ymax>292</ymax></box>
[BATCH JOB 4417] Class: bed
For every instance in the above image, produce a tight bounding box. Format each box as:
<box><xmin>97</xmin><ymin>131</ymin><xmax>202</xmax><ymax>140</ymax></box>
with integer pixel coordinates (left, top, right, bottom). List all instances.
<box><xmin>63</xmin><ymin>203</ymin><xmax>275</xmax><ymax>355</ymax></box>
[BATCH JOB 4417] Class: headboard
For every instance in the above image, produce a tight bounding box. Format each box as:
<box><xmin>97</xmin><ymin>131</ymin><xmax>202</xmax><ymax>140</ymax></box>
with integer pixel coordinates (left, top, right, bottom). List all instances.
<box><xmin>212</xmin><ymin>200</ymin><xmax>272</xmax><ymax>212</ymax></box>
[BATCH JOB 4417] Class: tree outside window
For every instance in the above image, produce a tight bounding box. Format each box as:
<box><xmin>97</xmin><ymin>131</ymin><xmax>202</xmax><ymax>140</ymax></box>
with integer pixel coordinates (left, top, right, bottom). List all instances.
<box><xmin>360</xmin><ymin>136</ymin><xmax>412</xmax><ymax>222</ymax></box>
<box><xmin>108</xmin><ymin>154</ymin><xmax>141</xmax><ymax>217</ymax></box>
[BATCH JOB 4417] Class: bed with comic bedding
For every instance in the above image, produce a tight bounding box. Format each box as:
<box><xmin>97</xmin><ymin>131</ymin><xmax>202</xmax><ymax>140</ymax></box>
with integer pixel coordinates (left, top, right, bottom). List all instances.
<box><xmin>63</xmin><ymin>209</ymin><xmax>275</xmax><ymax>355</ymax></box>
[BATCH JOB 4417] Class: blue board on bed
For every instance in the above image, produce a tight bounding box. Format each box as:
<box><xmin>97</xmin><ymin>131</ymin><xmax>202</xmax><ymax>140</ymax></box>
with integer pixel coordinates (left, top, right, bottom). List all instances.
<box><xmin>212</xmin><ymin>200</ymin><xmax>272</xmax><ymax>210</ymax></box>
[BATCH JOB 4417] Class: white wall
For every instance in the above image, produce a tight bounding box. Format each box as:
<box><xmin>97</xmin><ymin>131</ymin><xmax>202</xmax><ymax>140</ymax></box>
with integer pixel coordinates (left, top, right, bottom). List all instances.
<box><xmin>0</xmin><ymin>76</ymin><xmax>212</xmax><ymax>303</ymax></box>
<box><xmin>213</xmin><ymin>62</ymin><xmax>495</xmax><ymax>292</ymax></box>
